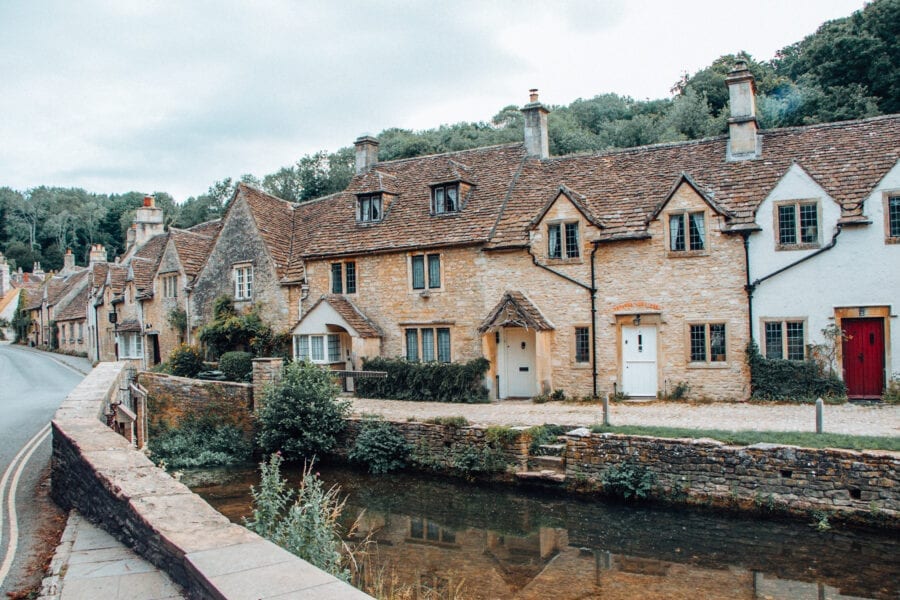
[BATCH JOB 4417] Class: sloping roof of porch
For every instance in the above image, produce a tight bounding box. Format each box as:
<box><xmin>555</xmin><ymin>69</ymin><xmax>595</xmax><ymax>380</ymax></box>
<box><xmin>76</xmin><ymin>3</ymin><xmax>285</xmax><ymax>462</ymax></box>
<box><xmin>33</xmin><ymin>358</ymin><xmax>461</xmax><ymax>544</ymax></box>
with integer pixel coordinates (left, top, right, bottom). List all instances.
<box><xmin>479</xmin><ymin>291</ymin><xmax>554</xmax><ymax>333</ymax></box>
<box><xmin>293</xmin><ymin>294</ymin><xmax>383</xmax><ymax>338</ymax></box>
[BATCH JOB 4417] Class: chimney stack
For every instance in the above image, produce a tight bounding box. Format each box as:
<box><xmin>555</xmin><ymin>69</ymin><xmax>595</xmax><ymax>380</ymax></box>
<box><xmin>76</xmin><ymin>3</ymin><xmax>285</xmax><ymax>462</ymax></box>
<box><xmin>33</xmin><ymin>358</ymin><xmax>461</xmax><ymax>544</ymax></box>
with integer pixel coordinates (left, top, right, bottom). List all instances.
<box><xmin>63</xmin><ymin>248</ymin><xmax>75</xmax><ymax>273</ymax></box>
<box><xmin>521</xmin><ymin>89</ymin><xmax>550</xmax><ymax>159</ymax></box>
<box><xmin>133</xmin><ymin>194</ymin><xmax>164</xmax><ymax>248</ymax></box>
<box><xmin>354</xmin><ymin>135</ymin><xmax>379</xmax><ymax>175</ymax></box>
<box><xmin>725</xmin><ymin>60</ymin><xmax>760</xmax><ymax>160</ymax></box>
<box><xmin>89</xmin><ymin>244</ymin><xmax>108</xmax><ymax>266</ymax></box>
<box><xmin>0</xmin><ymin>253</ymin><xmax>9</xmax><ymax>298</ymax></box>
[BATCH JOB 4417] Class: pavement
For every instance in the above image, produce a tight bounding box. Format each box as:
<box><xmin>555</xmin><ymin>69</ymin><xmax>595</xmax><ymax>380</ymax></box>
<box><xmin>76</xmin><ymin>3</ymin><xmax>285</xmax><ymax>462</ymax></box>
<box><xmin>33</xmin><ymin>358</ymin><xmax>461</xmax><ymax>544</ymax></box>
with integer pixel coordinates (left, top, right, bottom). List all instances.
<box><xmin>39</xmin><ymin>512</ymin><xmax>185</xmax><ymax>600</ymax></box>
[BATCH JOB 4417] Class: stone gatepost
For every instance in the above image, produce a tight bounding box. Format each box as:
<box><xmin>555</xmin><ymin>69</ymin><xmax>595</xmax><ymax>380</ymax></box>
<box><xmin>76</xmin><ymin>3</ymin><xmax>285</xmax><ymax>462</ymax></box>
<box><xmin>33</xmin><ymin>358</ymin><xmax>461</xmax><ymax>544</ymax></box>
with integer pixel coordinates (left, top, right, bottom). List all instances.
<box><xmin>252</xmin><ymin>357</ymin><xmax>284</xmax><ymax>412</ymax></box>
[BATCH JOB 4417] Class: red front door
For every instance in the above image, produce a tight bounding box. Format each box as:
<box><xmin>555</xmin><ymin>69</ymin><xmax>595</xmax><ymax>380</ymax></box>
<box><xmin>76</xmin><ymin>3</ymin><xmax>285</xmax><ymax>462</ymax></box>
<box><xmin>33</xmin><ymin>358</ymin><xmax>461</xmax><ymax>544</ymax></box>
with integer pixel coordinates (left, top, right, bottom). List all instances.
<box><xmin>841</xmin><ymin>318</ymin><xmax>885</xmax><ymax>398</ymax></box>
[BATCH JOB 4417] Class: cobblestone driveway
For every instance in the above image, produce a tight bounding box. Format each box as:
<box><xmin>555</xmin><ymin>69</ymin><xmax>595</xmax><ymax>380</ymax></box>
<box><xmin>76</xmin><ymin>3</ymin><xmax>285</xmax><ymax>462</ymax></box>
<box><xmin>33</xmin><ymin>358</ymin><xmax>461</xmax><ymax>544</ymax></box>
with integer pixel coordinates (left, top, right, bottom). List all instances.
<box><xmin>350</xmin><ymin>398</ymin><xmax>900</xmax><ymax>437</ymax></box>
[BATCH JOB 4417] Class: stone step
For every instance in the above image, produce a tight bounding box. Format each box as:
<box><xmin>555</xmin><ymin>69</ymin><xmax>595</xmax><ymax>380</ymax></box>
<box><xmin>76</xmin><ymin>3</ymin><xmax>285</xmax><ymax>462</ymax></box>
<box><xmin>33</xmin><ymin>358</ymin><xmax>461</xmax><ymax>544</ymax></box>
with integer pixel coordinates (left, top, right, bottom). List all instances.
<box><xmin>537</xmin><ymin>443</ymin><xmax>566</xmax><ymax>456</ymax></box>
<box><xmin>530</xmin><ymin>455</ymin><xmax>565</xmax><ymax>471</ymax></box>
<box><xmin>515</xmin><ymin>470</ymin><xmax>567</xmax><ymax>483</ymax></box>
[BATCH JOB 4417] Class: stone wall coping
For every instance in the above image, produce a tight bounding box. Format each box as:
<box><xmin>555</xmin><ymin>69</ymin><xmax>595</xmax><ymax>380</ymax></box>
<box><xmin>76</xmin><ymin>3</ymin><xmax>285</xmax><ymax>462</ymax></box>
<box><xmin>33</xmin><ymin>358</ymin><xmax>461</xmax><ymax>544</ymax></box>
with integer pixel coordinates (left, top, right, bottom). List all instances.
<box><xmin>52</xmin><ymin>361</ymin><xmax>370</xmax><ymax>600</ymax></box>
<box><xmin>138</xmin><ymin>371</ymin><xmax>253</xmax><ymax>390</ymax></box>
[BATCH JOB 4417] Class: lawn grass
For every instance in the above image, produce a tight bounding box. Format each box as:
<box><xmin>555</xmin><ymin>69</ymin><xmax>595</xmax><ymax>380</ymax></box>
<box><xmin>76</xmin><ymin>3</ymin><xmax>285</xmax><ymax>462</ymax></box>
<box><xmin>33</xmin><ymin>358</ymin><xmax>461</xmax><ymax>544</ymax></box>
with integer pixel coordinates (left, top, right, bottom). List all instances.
<box><xmin>589</xmin><ymin>424</ymin><xmax>900</xmax><ymax>452</ymax></box>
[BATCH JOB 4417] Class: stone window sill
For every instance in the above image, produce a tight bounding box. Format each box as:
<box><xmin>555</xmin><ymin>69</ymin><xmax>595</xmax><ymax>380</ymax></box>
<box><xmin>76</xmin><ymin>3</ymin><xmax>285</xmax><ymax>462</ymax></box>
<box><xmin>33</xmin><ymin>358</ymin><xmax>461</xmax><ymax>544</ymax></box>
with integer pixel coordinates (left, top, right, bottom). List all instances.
<box><xmin>687</xmin><ymin>361</ymin><xmax>729</xmax><ymax>369</ymax></box>
<box><xmin>667</xmin><ymin>250</ymin><xmax>708</xmax><ymax>258</ymax></box>
<box><xmin>776</xmin><ymin>243</ymin><xmax>820</xmax><ymax>252</ymax></box>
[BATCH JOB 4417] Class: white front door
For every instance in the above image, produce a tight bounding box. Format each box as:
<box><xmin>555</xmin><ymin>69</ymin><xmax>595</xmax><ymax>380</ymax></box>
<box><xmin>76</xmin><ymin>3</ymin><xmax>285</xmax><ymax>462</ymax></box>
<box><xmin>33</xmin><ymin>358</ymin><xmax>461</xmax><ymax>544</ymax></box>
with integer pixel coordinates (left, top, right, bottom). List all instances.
<box><xmin>503</xmin><ymin>328</ymin><xmax>536</xmax><ymax>398</ymax></box>
<box><xmin>621</xmin><ymin>325</ymin><xmax>657</xmax><ymax>397</ymax></box>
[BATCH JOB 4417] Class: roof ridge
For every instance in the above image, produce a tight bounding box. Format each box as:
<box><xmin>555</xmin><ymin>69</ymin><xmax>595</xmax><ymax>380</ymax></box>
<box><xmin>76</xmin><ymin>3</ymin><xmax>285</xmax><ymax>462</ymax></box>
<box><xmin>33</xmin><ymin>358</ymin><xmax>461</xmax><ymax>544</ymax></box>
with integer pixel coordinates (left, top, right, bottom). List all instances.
<box><xmin>372</xmin><ymin>142</ymin><xmax>523</xmax><ymax>168</ymax></box>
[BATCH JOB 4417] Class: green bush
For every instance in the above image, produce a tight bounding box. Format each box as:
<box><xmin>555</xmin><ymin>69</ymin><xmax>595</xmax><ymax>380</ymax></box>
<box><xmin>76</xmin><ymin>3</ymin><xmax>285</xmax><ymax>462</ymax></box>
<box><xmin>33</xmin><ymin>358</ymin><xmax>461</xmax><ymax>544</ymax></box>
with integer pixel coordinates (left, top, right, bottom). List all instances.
<box><xmin>220</xmin><ymin>351</ymin><xmax>254</xmax><ymax>382</ymax></box>
<box><xmin>411</xmin><ymin>440</ymin><xmax>510</xmax><ymax>475</ymax></box>
<box><xmin>527</xmin><ymin>424</ymin><xmax>566</xmax><ymax>455</ymax></box>
<box><xmin>348</xmin><ymin>419</ymin><xmax>411</xmax><ymax>474</ymax></box>
<box><xmin>600</xmin><ymin>460</ymin><xmax>656</xmax><ymax>501</ymax></box>
<box><xmin>423</xmin><ymin>416</ymin><xmax>469</xmax><ymax>427</ymax></box>
<box><xmin>355</xmin><ymin>356</ymin><xmax>490</xmax><ymax>403</ymax></box>
<box><xmin>167</xmin><ymin>344</ymin><xmax>205</xmax><ymax>378</ymax></box>
<box><xmin>746</xmin><ymin>343</ymin><xmax>846</xmax><ymax>401</ymax></box>
<box><xmin>148</xmin><ymin>414</ymin><xmax>252</xmax><ymax>469</ymax></box>
<box><xmin>245</xmin><ymin>454</ymin><xmax>350</xmax><ymax>580</ymax></box>
<box><xmin>883</xmin><ymin>374</ymin><xmax>900</xmax><ymax>404</ymax></box>
<box><xmin>199</xmin><ymin>295</ymin><xmax>290</xmax><ymax>359</ymax></box>
<box><xmin>256</xmin><ymin>361</ymin><xmax>350</xmax><ymax>461</ymax></box>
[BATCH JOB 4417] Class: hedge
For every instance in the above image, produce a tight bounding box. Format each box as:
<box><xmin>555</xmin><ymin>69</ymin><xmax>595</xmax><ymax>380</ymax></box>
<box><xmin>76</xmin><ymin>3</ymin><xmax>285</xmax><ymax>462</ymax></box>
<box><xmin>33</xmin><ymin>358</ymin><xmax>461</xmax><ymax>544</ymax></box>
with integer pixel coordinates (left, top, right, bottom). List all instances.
<box><xmin>355</xmin><ymin>357</ymin><xmax>490</xmax><ymax>403</ymax></box>
<box><xmin>746</xmin><ymin>344</ymin><xmax>845</xmax><ymax>401</ymax></box>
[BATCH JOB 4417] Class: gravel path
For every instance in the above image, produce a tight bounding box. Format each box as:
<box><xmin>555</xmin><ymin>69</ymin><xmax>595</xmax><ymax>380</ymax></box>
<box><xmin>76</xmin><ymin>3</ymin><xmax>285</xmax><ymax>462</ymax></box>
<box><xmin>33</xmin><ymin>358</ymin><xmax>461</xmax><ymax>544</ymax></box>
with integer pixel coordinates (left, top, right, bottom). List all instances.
<box><xmin>350</xmin><ymin>398</ymin><xmax>900</xmax><ymax>437</ymax></box>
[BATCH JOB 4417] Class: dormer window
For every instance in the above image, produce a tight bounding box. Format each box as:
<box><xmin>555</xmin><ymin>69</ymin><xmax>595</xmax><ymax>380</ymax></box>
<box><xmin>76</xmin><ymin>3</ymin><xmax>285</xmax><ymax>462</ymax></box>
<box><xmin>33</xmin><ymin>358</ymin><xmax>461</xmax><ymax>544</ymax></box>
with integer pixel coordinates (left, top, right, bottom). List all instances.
<box><xmin>431</xmin><ymin>184</ymin><xmax>459</xmax><ymax>214</ymax></box>
<box><xmin>776</xmin><ymin>201</ymin><xmax>819</xmax><ymax>249</ymax></box>
<box><xmin>548</xmin><ymin>222</ymin><xmax>579</xmax><ymax>259</ymax></box>
<box><xmin>669</xmin><ymin>212</ymin><xmax>706</xmax><ymax>252</ymax></box>
<box><xmin>357</xmin><ymin>194</ymin><xmax>382</xmax><ymax>223</ymax></box>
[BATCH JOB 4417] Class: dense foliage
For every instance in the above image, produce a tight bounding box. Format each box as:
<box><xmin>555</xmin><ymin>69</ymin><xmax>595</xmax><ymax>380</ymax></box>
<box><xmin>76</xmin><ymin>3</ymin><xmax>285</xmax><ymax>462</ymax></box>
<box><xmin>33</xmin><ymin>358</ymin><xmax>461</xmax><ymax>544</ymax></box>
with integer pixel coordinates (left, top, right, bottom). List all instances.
<box><xmin>245</xmin><ymin>454</ymin><xmax>351</xmax><ymax>580</ymax></box>
<box><xmin>256</xmin><ymin>361</ymin><xmax>351</xmax><ymax>461</ymax></box>
<box><xmin>198</xmin><ymin>296</ymin><xmax>290</xmax><ymax>359</ymax></box>
<box><xmin>348</xmin><ymin>419</ymin><xmax>411</xmax><ymax>474</ymax></box>
<box><xmin>148</xmin><ymin>414</ymin><xmax>252</xmax><ymax>469</ymax></box>
<box><xmin>166</xmin><ymin>344</ymin><xmax>205</xmax><ymax>378</ymax></box>
<box><xmin>746</xmin><ymin>343</ymin><xmax>846</xmax><ymax>401</ymax></box>
<box><xmin>600</xmin><ymin>461</ymin><xmax>656</xmax><ymax>501</ymax></box>
<box><xmin>355</xmin><ymin>357</ymin><xmax>490</xmax><ymax>403</ymax></box>
<box><xmin>2</xmin><ymin>1</ymin><xmax>894</xmax><ymax>272</ymax></box>
<box><xmin>219</xmin><ymin>351</ymin><xmax>254</xmax><ymax>382</ymax></box>
<box><xmin>410</xmin><ymin>440</ymin><xmax>510</xmax><ymax>476</ymax></box>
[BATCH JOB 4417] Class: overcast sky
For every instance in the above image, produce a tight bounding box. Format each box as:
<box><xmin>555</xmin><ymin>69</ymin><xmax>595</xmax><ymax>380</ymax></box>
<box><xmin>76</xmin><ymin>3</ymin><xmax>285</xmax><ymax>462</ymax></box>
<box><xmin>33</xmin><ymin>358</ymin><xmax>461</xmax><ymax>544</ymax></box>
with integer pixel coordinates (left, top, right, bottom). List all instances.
<box><xmin>0</xmin><ymin>0</ymin><xmax>868</xmax><ymax>201</ymax></box>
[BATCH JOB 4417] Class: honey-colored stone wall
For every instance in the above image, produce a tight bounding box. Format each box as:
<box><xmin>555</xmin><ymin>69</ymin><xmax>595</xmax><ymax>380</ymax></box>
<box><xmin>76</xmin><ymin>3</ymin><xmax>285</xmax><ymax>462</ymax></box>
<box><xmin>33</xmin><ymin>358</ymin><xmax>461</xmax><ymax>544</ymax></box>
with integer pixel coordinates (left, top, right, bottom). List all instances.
<box><xmin>141</xmin><ymin>240</ymin><xmax>187</xmax><ymax>364</ymax></box>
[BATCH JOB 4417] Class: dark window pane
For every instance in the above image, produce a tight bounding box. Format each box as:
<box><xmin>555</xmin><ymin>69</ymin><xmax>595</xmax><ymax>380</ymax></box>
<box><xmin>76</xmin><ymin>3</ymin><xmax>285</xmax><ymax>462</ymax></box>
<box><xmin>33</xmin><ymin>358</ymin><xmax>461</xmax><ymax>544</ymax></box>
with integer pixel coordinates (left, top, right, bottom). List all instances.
<box><xmin>565</xmin><ymin>222</ymin><xmax>580</xmax><ymax>258</ymax></box>
<box><xmin>575</xmin><ymin>327</ymin><xmax>590</xmax><ymax>363</ymax></box>
<box><xmin>889</xmin><ymin>196</ymin><xmax>900</xmax><ymax>237</ymax></box>
<box><xmin>799</xmin><ymin>204</ymin><xmax>817</xmax><ymax>243</ymax></box>
<box><xmin>548</xmin><ymin>224</ymin><xmax>561</xmax><ymax>258</ymax></box>
<box><xmin>427</xmin><ymin>254</ymin><xmax>441</xmax><ymax>288</ymax></box>
<box><xmin>446</xmin><ymin>186</ymin><xmax>458</xmax><ymax>212</ymax></box>
<box><xmin>345</xmin><ymin>262</ymin><xmax>356</xmax><ymax>294</ymax></box>
<box><xmin>328</xmin><ymin>334</ymin><xmax>341</xmax><ymax>362</ymax></box>
<box><xmin>709</xmin><ymin>324</ymin><xmax>726</xmax><ymax>361</ymax></box>
<box><xmin>669</xmin><ymin>214</ymin><xmax>685</xmax><ymax>251</ymax></box>
<box><xmin>765</xmin><ymin>322</ymin><xmax>783</xmax><ymax>359</ymax></box>
<box><xmin>426</xmin><ymin>521</ymin><xmax>440</xmax><ymax>541</ymax></box>
<box><xmin>779</xmin><ymin>205</ymin><xmax>796</xmax><ymax>245</ymax></box>
<box><xmin>690</xmin><ymin>324</ymin><xmax>706</xmax><ymax>362</ymax></box>
<box><xmin>410</xmin><ymin>518</ymin><xmax>424</xmax><ymax>539</ymax></box>
<box><xmin>331</xmin><ymin>263</ymin><xmax>342</xmax><ymax>294</ymax></box>
<box><xmin>786</xmin><ymin>321</ymin><xmax>805</xmax><ymax>360</ymax></box>
<box><xmin>358</xmin><ymin>197</ymin><xmax>369</xmax><ymax>221</ymax></box>
<box><xmin>405</xmin><ymin>329</ymin><xmax>419</xmax><ymax>361</ymax></box>
<box><xmin>689</xmin><ymin>212</ymin><xmax>705</xmax><ymax>250</ymax></box>
<box><xmin>437</xmin><ymin>328</ymin><xmax>451</xmax><ymax>363</ymax></box>
<box><xmin>434</xmin><ymin>187</ymin><xmax>444</xmax><ymax>213</ymax></box>
<box><xmin>411</xmin><ymin>256</ymin><xmax>425</xmax><ymax>289</ymax></box>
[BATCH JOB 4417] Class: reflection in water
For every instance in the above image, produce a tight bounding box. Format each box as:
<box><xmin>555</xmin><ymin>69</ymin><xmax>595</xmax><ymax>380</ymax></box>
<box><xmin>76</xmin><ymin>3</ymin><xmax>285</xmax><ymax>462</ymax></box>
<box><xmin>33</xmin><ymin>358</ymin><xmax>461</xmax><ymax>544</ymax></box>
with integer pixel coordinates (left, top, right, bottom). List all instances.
<box><xmin>189</xmin><ymin>464</ymin><xmax>898</xmax><ymax>600</ymax></box>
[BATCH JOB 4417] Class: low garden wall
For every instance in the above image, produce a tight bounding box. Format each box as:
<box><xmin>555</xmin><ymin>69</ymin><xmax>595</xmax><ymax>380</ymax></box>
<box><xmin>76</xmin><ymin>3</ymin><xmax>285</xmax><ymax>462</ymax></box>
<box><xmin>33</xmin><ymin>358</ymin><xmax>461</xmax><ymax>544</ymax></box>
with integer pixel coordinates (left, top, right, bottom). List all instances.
<box><xmin>51</xmin><ymin>361</ymin><xmax>369</xmax><ymax>600</ymax></box>
<box><xmin>137</xmin><ymin>371</ymin><xmax>255</xmax><ymax>437</ymax></box>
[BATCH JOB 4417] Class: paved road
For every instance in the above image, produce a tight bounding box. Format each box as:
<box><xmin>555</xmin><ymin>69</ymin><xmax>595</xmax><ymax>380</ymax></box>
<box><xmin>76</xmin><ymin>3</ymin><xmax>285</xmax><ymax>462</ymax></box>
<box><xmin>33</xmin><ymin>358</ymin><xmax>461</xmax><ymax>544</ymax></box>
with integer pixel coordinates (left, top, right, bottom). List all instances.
<box><xmin>0</xmin><ymin>344</ymin><xmax>89</xmax><ymax>596</ymax></box>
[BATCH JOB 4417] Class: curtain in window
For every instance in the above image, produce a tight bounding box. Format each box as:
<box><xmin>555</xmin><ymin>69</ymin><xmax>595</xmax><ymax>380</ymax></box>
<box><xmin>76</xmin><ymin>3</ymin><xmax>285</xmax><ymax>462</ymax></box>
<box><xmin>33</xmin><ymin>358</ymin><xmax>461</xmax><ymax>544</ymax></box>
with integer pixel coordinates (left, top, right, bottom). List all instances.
<box><xmin>799</xmin><ymin>204</ymin><xmax>817</xmax><ymax>243</ymax></box>
<box><xmin>446</xmin><ymin>186</ymin><xmax>457</xmax><ymax>212</ymax></box>
<box><xmin>437</xmin><ymin>328</ymin><xmax>451</xmax><ymax>362</ymax></box>
<box><xmin>709</xmin><ymin>324</ymin><xmax>726</xmax><ymax>361</ymax></box>
<box><xmin>411</xmin><ymin>256</ymin><xmax>425</xmax><ymax>289</ymax></box>
<box><xmin>669</xmin><ymin>215</ymin><xmax>684</xmax><ymax>251</ymax></box>
<box><xmin>548</xmin><ymin>224</ymin><xmax>561</xmax><ymax>258</ymax></box>
<box><xmin>689</xmin><ymin>213</ymin><xmax>705</xmax><ymax>250</ymax></box>
<box><xmin>331</xmin><ymin>263</ymin><xmax>343</xmax><ymax>294</ymax></box>
<box><xmin>427</xmin><ymin>254</ymin><xmax>441</xmax><ymax>288</ymax></box>
<box><xmin>297</xmin><ymin>335</ymin><xmax>309</xmax><ymax>360</ymax></box>
<box><xmin>405</xmin><ymin>329</ymin><xmax>419</xmax><ymax>361</ymax></box>
<box><xmin>371</xmin><ymin>196</ymin><xmax>381</xmax><ymax>221</ymax></box>
<box><xmin>421</xmin><ymin>328</ymin><xmax>435</xmax><ymax>361</ymax></box>
<box><xmin>328</xmin><ymin>334</ymin><xmax>341</xmax><ymax>362</ymax></box>
<box><xmin>310</xmin><ymin>336</ymin><xmax>324</xmax><ymax>361</ymax></box>
<box><xmin>565</xmin><ymin>222</ymin><xmax>579</xmax><ymax>258</ymax></box>
<box><xmin>433</xmin><ymin>187</ymin><xmax>444</xmax><ymax>213</ymax></box>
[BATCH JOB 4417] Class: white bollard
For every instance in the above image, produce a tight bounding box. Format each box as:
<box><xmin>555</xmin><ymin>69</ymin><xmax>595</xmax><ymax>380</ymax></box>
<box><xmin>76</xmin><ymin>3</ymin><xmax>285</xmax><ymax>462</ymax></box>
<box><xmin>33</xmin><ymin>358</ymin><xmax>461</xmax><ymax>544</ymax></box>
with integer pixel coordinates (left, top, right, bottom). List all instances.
<box><xmin>603</xmin><ymin>393</ymin><xmax>610</xmax><ymax>426</ymax></box>
<box><xmin>815</xmin><ymin>397</ymin><xmax>824</xmax><ymax>434</ymax></box>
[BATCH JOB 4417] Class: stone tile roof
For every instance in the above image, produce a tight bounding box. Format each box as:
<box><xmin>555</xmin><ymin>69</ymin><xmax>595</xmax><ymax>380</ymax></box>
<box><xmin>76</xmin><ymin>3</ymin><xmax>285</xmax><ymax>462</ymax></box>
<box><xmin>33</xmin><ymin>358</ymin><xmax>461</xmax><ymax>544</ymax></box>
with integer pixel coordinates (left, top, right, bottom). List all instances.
<box><xmin>479</xmin><ymin>291</ymin><xmax>554</xmax><ymax>333</ymax></box>
<box><xmin>55</xmin><ymin>285</ymin><xmax>89</xmax><ymax>322</ymax></box>
<box><xmin>108</xmin><ymin>265</ymin><xmax>128</xmax><ymax>296</ymax></box>
<box><xmin>117</xmin><ymin>318</ymin><xmax>141</xmax><ymax>332</ymax></box>
<box><xmin>187</xmin><ymin>219</ymin><xmax>223</xmax><ymax>237</ymax></box>
<box><xmin>22</xmin><ymin>286</ymin><xmax>43</xmax><ymax>311</ymax></box>
<box><xmin>130</xmin><ymin>257</ymin><xmax>158</xmax><ymax>297</ymax></box>
<box><xmin>294</xmin><ymin>144</ymin><xmax>527</xmax><ymax>258</ymax></box>
<box><xmin>490</xmin><ymin>115</ymin><xmax>900</xmax><ymax>246</ymax></box>
<box><xmin>237</xmin><ymin>184</ymin><xmax>301</xmax><ymax>282</ymax></box>
<box><xmin>298</xmin><ymin>294</ymin><xmax>383</xmax><ymax>338</ymax></box>
<box><xmin>47</xmin><ymin>270</ymin><xmax>89</xmax><ymax>307</ymax></box>
<box><xmin>91</xmin><ymin>263</ymin><xmax>109</xmax><ymax>289</ymax></box>
<box><xmin>170</xmin><ymin>227</ymin><xmax>219</xmax><ymax>279</ymax></box>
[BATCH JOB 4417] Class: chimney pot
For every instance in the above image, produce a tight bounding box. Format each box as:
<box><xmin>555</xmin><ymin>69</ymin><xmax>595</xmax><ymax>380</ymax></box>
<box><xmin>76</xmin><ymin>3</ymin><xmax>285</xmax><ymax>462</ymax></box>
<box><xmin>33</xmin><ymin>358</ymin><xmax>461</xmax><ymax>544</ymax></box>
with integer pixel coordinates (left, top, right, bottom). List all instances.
<box><xmin>529</xmin><ymin>88</ymin><xmax>539</xmax><ymax>103</ymax></box>
<box><xmin>143</xmin><ymin>195</ymin><xmax>154</xmax><ymax>207</ymax></box>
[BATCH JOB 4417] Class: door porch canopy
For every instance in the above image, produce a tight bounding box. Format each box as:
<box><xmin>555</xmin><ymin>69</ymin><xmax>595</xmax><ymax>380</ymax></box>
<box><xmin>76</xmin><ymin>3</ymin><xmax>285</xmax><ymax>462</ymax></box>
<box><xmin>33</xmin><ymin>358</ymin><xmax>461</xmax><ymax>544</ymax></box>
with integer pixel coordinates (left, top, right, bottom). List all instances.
<box><xmin>479</xmin><ymin>291</ymin><xmax>554</xmax><ymax>334</ymax></box>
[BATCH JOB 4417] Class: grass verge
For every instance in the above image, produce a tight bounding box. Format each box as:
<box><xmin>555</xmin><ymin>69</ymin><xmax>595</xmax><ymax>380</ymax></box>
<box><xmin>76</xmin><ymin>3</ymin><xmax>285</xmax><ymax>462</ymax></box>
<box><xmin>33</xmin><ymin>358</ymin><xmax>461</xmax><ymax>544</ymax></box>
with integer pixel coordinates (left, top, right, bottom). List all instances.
<box><xmin>589</xmin><ymin>425</ymin><xmax>899</xmax><ymax>452</ymax></box>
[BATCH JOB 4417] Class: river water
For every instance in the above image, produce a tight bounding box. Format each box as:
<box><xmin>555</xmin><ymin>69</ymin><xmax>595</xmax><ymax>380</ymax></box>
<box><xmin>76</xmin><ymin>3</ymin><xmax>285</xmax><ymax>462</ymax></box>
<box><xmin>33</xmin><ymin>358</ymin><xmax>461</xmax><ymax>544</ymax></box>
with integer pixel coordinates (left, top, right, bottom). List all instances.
<box><xmin>188</xmin><ymin>463</ymin><xmax>898</xmax><ymax>600</ymax></box>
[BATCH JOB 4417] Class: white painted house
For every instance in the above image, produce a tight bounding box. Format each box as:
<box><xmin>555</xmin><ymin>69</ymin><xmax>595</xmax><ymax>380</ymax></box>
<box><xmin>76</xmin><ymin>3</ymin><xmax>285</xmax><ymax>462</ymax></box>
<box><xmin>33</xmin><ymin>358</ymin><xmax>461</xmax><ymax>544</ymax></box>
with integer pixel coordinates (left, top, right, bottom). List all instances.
<box><xmin>749</xmin><ymin>160</ymin><xmax>900</xmax><ymax>398</ymax></box>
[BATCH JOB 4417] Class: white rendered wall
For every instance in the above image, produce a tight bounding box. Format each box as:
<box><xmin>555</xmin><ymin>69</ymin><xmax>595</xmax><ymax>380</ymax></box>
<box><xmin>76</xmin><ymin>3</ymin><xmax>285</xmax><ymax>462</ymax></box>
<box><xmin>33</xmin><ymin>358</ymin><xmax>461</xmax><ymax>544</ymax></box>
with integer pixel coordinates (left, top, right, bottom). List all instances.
<box><xmin>749</xmin><ymin>161</ymin><xmax>900</xmax><ymax>377</ymax></box>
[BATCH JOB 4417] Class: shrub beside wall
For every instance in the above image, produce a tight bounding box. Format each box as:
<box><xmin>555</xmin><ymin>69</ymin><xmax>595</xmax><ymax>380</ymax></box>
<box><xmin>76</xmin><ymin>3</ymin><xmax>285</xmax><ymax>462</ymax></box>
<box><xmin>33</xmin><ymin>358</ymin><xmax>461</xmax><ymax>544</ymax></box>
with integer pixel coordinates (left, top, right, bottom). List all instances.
<box><xmin>746</xmin><ymin>344</ymin><xmax>846</xmax><ymax>400</ymax></box>
<box><xmin>355</xmin><ymin>357</ymin><xmax>490</xmax><ymax>403</ymax></box>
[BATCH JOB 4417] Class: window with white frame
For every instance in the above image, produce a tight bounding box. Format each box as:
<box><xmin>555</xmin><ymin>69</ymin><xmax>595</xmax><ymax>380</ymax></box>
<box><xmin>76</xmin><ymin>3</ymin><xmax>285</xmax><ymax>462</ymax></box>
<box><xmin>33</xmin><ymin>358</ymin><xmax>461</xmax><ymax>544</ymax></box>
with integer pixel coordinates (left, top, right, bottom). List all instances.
<box><xmin>233</xmin><ymin>264</ymin><xmax>253</xmax><ymax>300</ymax></box>
<box><xmin>548</xmin><ymin>222</ymin><xmax>580</xmax><ymax>259</ymax></box>
<box><xmin>331</xmin><ymin>261</ymin><xmax>357</xmax><ymax>294</ymax></box>
<box><xmin>405</xmin><ymin>327</ymin><xmax>450</xmax><ymax>362</ymax></box>
<box><xmin>410</xmin><ymin>254</ymin><xmax>441</xmax><ymax>290</ymax></box>
<box><xmin>669</xmin><ymin>211</ymin><xmax>706</xmax><ymax>252</ymax></box>
<box><xmin>776</xmin><ymin>201</ymin><xmax>819</xmax><ymax>248</ymax></box>
<box><xmin>118</xmin><ymin>332</ymin><xmax>143</xmax><ymax>359</ymax></box>
<box><xmin>162</xmin><ymin>274</ymin><xmax>178</xmax><ymax>298</ymax></box>
<box><xmin>574</xmin><ymin>326</ymin><xmax>590</xmax><ymax>364</ymax></box>
<box><xmin>764</xmin><ymin>320</ymin><xmax>805</xmax><ymax>360</ymax></box>
<box><xmin>689</xmin><ymin>323</ymin><xmax>726</xmax><ymax>363</ymax></box>
<box><xmin>431</xmin><ymin>184</ymin><xmax>460</xmax><ymax>214</ymax></box>
<box><xmin>886</xmin><ymin>194</ymin><xmax>900</xmax><ymax>240</ymax></box>
<box><xmin>357</xmin><ymin>194</ymin><xmax>382</xmax><ymax>223</ymax></box>
<box><xmin>294</xmin><ymin>333</ymin><xmax>342</xmax><ymax>364</ymax></box>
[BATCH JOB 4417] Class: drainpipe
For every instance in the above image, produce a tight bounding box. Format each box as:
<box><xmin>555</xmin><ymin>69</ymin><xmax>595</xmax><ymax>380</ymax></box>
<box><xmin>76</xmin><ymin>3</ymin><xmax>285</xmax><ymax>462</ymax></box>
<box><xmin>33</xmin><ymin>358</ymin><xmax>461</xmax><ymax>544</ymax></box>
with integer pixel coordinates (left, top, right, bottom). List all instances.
<box><xmin>93</xmin><ymin>302</ymin><xmax>101</xmax><ymax>362</ymax></box>
<box><xmin>526</xmin><ymin>245</ymin><xmax>598</xmax><ymax>397</ymax></box>
<box><xmin>748</xmin><ymin>224</ymin><xmax>843</xmax><ymax>292</ymax></box>
<box><xmin>741</xmin><ymin>232</ymin><xmax>754</xmax><ymax>340</ymax></box>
